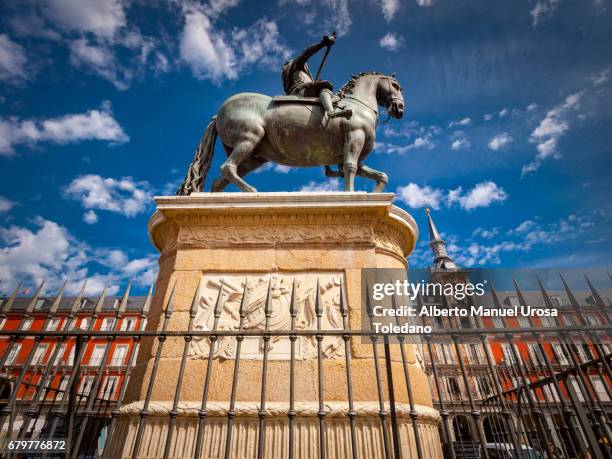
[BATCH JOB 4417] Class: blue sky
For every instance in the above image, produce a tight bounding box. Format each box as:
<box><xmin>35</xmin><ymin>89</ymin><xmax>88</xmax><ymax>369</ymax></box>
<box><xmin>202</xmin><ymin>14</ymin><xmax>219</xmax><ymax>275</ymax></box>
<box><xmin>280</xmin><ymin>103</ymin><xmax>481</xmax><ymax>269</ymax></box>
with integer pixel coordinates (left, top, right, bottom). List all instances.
<box><xmin>0</xmin><ymin>0</ymin><xmax>610</xmax><ymax>295</ymax></box>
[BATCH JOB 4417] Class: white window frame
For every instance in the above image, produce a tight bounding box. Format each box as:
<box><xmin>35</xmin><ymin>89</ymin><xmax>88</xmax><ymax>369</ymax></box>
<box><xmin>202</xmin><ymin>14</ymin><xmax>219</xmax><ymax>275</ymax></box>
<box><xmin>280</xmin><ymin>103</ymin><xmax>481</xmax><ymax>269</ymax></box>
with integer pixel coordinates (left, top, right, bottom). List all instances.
<box><xmin>89</xmin><ymin>344</ymin><xmax>106</xmax><ymax>366</ymax></box>
<box><xmin>111</xmin><ymin>344</ymin><xmax>129</xmax><ymax>366</ymax></box>
<box><xmin>79</xmin><ymin>376</ymin><xmax>96</xmax><ymax>397</ymax></box>
<box><xmin>501</xmin><ymin>344</ymin><xmax>517</xmax><ymax>365</ymax></box>
<box><xmin>540</xmin><ymin>316</ymin><xmax>557</xmax><ymax>327</ymax></box>
<box><xmin>22</xmin><ymin>318</ymin><xmax>33</xmax><ymax>330</ymax></box>
<box><xmin>550</xmin><ymin>295</ymin><xmax>563</xmax><ymax>307</ymax></box>
<box><xmin>552</xmin><ymin>344</ymin><xmax>569</xmax><ymax>365</ymax></box>
<box><xmin>31</xmin><ymin>344</ymin><xmax>49</xmax><ymax>366</ymax></box>
<box><xmin>591</xmin><ymin>376</ymin><xmax>610</xmax><ymax>402</ymax></box>
<box><xmin>584</xmin><ymin>314</ymin><xmax>600</xmax><ymax>326</ymax></box>
<box><xmin>517</xmin><ymin>317</ymin><xmax>531</xmax><ymax>328</ymax></box>
<box><xmin>101</xmin><ymin>376</ymin><xmax>119</xmax><ymax>400</ymax></box>
<box><xmin>53</xmin><ymin>343</ymin><xmax>67</xmax><ymax>365</ymax></box>
<box><xmin>121</xmin><ymin>317</ymin><xmax>137</xmax><ymax>331</ymax></box>
<box><xmin>492</xmin><ymin>317</ymin><xmax>504</xmax><ymax>328</ymax></box>
<box><xmin>7</xmin><ymin>343</ymin><xmax>22</xmax><ymax>365</ymax></box>
<box><xmin>58</xmin><ymin>376</ymin><xmax>70</xmax><ymax>400</ymax></box>
<box><xmin>46</xmin><ymin>318</ymin><xmax>60</xmax><ymax>331</ymax></box>
<box><xmin>100</xmin><ymin>317</ymin><xmax>115</xmax><ymax>331</ymax></box>
<box><xmin>35</xmin><ymin>299</ymin><xmax>46</xmax><ymax>310</ymax></box>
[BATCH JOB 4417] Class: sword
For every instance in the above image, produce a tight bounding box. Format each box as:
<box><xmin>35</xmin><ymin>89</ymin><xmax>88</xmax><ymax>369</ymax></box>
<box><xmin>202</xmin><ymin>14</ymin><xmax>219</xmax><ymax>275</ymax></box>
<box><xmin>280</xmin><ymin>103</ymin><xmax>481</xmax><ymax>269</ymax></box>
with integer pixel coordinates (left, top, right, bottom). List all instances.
<box><xmin>315</xmin><ymin>32</ymin><xmax>336</xmax><ymax>81</ymax></box>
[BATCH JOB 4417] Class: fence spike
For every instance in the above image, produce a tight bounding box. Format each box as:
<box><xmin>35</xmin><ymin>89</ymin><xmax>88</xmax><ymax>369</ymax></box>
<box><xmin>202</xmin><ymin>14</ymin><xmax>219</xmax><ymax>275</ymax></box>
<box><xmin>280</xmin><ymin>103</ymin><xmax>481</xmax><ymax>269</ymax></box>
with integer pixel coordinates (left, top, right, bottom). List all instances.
<box><xmin>93</xmin><ymin>286</ymin><xmax>108</xmax><ymax>313</ymax></box>
<box><xmin>69</xmin><ymin>280</ymin><xmax>88</xmax><ymax>314</ymax></box>
<box><xmin>25</xmin><ymin>280</ymin><xmax>45</xmax><ymax>313</ymax></box>
<box><xmin>141</xmin><ymin>284</ymin><xmax>154</xmax><ymax>315</ymax></box>
<box><xmin>164</xmin><ymin>280</ymin><xmax>177</xmax><ymax>317</ymax></box>
<box><xmin>2</xmin><ymin>279</ymin><xmax>23</xmax><ymax>313</ymax></box>
<box><xmin>190</xmin><ymin>276</ymin><xmax>206</xmax><ymax>317</ymax></box>
<box><xmin>49</xmin><ymin>280</ymin><xmax>68</xmax><ymax>314</ymax></box>
<box><xmin>118</xmin><ymin>281</ymin><xmax>132</xmax><ymax>313</ymax></box>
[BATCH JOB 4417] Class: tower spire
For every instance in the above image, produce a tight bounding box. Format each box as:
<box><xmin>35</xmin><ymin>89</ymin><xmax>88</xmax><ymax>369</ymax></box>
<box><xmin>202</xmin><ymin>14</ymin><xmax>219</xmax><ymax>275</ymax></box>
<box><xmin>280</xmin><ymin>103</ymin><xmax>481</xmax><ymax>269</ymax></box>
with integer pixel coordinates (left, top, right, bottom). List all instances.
<box><xmin>425</xmin><ymin>208</ymin><xmax>457</xmax><ymax>271</ymax></box>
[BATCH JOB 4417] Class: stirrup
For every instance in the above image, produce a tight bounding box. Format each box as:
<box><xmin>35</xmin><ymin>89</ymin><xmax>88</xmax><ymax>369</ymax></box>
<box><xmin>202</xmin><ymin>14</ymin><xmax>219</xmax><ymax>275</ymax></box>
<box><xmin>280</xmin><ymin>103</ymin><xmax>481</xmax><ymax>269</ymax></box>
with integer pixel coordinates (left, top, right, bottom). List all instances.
<box><xmin>328</xmin><ymin>108</ymin><xmax>352</xmax><ymax>119</ymax></box>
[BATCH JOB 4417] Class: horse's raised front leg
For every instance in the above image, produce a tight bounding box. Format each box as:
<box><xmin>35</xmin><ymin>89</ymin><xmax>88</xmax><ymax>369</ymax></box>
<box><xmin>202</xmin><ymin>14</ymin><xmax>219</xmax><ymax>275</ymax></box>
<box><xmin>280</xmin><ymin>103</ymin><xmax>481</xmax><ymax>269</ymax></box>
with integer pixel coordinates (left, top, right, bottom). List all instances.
<box><xmin>357</xmin><ymin>164</ymin><xmax>388</xmax><ymax>192</ymax></box>
<box><xmin>342</xmin><ymin>131</ymin><xmax>365</xmax><ymax>192</ymax></box>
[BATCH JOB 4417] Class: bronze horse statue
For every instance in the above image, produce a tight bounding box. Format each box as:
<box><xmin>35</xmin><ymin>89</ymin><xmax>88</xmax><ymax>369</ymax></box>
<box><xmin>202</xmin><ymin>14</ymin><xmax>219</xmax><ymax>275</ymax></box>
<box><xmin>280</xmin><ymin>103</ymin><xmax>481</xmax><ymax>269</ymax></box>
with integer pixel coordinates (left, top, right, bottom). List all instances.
<box><xmin>177</xmin><ymin>72</ymin><xmax>405</xmax><ymax>194</ymax></box>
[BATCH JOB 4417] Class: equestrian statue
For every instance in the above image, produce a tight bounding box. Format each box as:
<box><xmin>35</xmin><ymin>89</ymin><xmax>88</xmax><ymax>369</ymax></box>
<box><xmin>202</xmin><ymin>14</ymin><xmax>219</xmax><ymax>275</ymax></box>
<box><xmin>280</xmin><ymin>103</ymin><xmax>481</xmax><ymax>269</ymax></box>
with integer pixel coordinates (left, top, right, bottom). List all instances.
<box><xmin>176</xmin><ymin>34</ymin><xmax>405</xmax><ymax>194</ymax></box>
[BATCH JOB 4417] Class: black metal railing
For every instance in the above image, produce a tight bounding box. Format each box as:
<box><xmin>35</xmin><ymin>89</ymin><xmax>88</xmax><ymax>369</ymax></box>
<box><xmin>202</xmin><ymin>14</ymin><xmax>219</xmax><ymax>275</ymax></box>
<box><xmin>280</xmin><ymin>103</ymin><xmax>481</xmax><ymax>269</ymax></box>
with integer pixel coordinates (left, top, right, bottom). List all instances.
<box><xmin>0</xmin><ymin>273</ymin><xmax>610</xmax><ymax>459</ymax></box>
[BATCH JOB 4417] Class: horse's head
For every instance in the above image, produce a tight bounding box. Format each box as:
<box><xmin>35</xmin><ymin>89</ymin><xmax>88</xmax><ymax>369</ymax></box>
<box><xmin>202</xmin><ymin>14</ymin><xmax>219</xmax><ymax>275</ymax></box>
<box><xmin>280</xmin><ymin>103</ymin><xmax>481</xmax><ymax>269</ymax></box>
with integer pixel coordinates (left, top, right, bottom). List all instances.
<box><xmin>377</xmin><ymin>75</ymin><xmax>404</xmax><ymax>119</ymax></box>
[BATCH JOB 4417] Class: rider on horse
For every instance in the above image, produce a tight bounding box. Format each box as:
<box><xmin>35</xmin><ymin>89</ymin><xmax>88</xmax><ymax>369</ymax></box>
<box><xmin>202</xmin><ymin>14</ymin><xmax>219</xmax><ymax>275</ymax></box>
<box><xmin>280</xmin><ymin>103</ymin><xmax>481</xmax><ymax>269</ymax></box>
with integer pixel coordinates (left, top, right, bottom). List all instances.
<box><xmin>281</xmin><ymin>33</ymin><xmax>352</xmax><ymax>120</ymax></box>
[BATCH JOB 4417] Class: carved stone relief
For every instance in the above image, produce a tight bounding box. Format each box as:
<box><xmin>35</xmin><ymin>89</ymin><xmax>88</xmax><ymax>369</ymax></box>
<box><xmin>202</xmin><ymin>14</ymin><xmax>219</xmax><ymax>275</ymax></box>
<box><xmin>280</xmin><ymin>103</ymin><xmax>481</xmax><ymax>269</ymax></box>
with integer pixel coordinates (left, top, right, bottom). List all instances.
<box><xmin>189</xmin><ymin>273</ymin><xmax>345</xmax><ymax>360</ymax></box>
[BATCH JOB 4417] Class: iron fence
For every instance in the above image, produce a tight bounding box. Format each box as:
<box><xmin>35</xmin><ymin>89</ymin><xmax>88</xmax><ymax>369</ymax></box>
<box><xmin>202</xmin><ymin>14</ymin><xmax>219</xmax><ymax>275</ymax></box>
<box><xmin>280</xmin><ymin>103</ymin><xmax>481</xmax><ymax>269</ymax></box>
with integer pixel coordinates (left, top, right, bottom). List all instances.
<box><xmin>0</xmin><ymin>274</ymin><xmax>610</xmax><ymax>459</ymax></box>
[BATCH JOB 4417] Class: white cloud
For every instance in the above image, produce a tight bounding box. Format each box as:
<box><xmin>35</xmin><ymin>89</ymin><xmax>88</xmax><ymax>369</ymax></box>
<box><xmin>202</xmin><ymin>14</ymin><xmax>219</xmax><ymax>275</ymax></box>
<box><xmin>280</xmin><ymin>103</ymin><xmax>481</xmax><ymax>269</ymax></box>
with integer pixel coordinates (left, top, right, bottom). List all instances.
<box><xmin>180</xmin><ymin>10</ymin><xmax>236</xmax><ymax>81</ymax></box>
<box><xmin>69</xmin><ymin>37</ymin><xmax>132</xmax><ymax>90</ymax></box>
<box><xmin>488</xmin><ymin>132</ymin><xmax>513</xmax><ymax>150</ymax></box>
<box><xmin>396</xmin><ymin>183</ymin><xmax>444</xmax><ymax>209</ymax></box>
<box><xmin>280</xmin><ymin>0</ymin><xmax>351</xmax><ymax>36</ymax></box>
<box><xmin>483</xmin><ymin>113</ymin><xmax>493</xmax><ymax>121</ymax></box>
<box><xmin>43</xmin><ymin>0</ymin><xmax>127</xmax><ymax>39</ymax></box>
<box><xmin>381</xmin><ymin>0</ymin><xmax>400</xmax><ymax>21</ymax></box>
<box><xmin>0</xmin><ymin>217</ymin><xmax>157</xmax><ymax>295</ymax></box>
<box><xmin>379</xmin><ymin>32</ymin><xmax>404</xmax><ymax>51</ymax></box>
<box><xmin>0</xmin><ymin>196</ymin><xmax>16</xmax><ymax>213</ymax></box>
<box><xmin>531</xmin><ymin>0</ymin><xmax>561</xmax><ymax>27</ymax></box>
<box><xmin>498</xmin><ymin>108</ymin><xmax>509</xmax><ymax>118</ymax></box>
<box><xmin>0</xmin><ymin>101</ymin><xmax>128</xmax><ymax>156</ymax></box>
<box><xmin>592</xmin><ymin>69</ymin><xmax>609</xmax><ymax>86</ymax></box>
<box><xmin>397</xmin><ymin>181</ymin><xmax>507</xmax><ymax>211</ymax></box>
<box><xmin>65</xmin><ymin>174</ymin><xmax>153</xmax><ymax>217</ymax></box>
<box><xmin>299</xmin><ymin>178</ymin><xmax>341</xmax><ymax>192</ymax></box>
<box><xmin>0</xmin><ymin>34</ymin><xmax>28</xmax><ymax>84</ymax></box>
<box><xmin>448</xmin><ymin>181</ymin><xmax>507</xmax><ymax>210</ymax></box>
<box><xmin>522</xmin><ymin>91</ymin><xmax>582</xmax><ymax>176</ymax></box>
<box><xmin>451</xmin><ymin>138</ymin><xmax>470</xmax><ymax>150</ymax></box>
<box><xmin>526</xmin><ymin>103</ymin><xmax>538</xmax><ymax>111</ymax></box>
<box><xmin>415</xmin><ymin>0</ymin><xmax>433</xmax><ymax>5</ymax></box>
<box><xmin>179</xmin><ymin>10</ymin><xmax>290</xmax><ymax>82</ymax></box>
<box><xmin>378</xmin><ymin>134</ymin><xmax>435</xmax><ymax>154</ymax></box>
<box><xmin>448</xmin><ymin>117</ymin><xmax>471</xmax><ymax>127</ymax></box>
<box><xmin>83</xmin><ymin>210</ymin><xmax>98</xmax><ymax>224</ymax></box>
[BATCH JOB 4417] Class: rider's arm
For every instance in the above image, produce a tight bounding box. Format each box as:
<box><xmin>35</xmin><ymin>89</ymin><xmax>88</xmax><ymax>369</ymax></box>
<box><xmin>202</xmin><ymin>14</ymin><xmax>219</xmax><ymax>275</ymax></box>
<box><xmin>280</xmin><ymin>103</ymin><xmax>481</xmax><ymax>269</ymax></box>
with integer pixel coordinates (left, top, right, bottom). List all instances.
<box><xmin>293</xmin><ymin>35</ymin><xmax>333</xmax><ymax>67</ymax></box>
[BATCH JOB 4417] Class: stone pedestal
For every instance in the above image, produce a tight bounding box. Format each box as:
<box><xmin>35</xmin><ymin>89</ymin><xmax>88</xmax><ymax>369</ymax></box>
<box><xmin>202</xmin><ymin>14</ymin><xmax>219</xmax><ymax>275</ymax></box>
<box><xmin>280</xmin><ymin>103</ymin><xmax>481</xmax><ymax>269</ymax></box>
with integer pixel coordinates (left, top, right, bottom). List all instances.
<box><xmin>111</xmin><ymin>192</ymin><xmax>442</xmax><ymax>458</ymax></box>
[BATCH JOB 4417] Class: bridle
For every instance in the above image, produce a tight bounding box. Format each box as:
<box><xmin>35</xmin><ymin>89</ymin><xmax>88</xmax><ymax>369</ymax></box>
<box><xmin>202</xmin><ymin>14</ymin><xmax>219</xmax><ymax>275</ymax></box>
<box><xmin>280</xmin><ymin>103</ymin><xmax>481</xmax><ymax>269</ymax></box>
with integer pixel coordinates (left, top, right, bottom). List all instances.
<box><xmin>338</xmin><ymin>75</ymin><xmax>403</xmax><ymax>122</ymax></box>
<box><xmin>379</xmin><ymin>76</ymin><xmax>404</xmax><ymax>123</ymax></box>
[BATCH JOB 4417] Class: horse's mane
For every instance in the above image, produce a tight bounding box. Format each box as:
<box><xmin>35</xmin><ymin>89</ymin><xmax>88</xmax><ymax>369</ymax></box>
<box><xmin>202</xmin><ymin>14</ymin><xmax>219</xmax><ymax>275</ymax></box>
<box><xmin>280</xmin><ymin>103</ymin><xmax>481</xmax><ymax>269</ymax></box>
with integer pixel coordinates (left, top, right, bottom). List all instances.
<box><xmin>337</xmin><ymin>71</ymin><xmax>385</xmax><ymax>96</ymax></box>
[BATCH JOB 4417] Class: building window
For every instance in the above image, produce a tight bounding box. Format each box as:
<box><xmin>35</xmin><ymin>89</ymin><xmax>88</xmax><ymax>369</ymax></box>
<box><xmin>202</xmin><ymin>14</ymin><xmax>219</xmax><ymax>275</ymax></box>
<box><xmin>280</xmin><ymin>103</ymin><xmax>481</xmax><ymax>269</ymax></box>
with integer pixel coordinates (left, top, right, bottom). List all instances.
<box><xmin>446</xmin><ymin>377</ymin><xmax>462</xmax><ymax>400</ymax></box>
<box><xmin>57</xmin><ymin>377</ymin><xmax>70</xmax><ymax>400</ymax></box>
<box><xmin>501</xmin><ymin>344</ymin><xmax>517</xmax><ymax>365</ymax></box>
<box><xmin>112</xmin><ymin>344</ymin><xmax>129</xmax><ymax>366</ymax></box>
<box><xmin>465</xmin><ymin>343</ymin><xmax>483</xmax><ymax>365</ymax></box>
<box><xmin>564</xmin><ymin>315</ymin><xmax>576</xmax><ymax>326</ymax></box>
<box><xmin>540</xmin><ymin>316</ymin><xmax>557</xmax><ymax>327</ymax></box>
<box><xmin>121</xmin><ymin>317</ymin><xmax>137</xmax><ymax>331</ymax></box>
<box><xmin>517</xmin><ymin>317</ymin><xmax>531</xmax><ymax>328</ymax></box>
<box><xmin>591</xmin><ymin>376</ymin><xmax>610</xmax><ymax>402</ymax></box>
<box><xmin>46</xmin><ymin>318</ymin><xmax>60</xmax><ymax>331</ymax></box>
<box><xmin>476</xmin><ymin>376</ymin><xmax>492</xmax><ymax>398</ymax></box>
<box><xmin>0</xmin><ymin>317</ymin><xmax>6</xmax><ymax>330</ymax></box>
<box><xmin>552</xmin><ymin>344</ymin><xmax>569</xmax><ymax>365</ymax></box>
<box><xmin>79</xmin><ymin>318</ymin><xmax>90</xmax><ymax>330</ymax></box>
<box><xmin>543</xmin><ymin>384</ymin><xmax>560</xmax><ymax>402</ymax></box>
<box><xmin>89</xmin><ymin>344</ymin><xmax>106</xmax><ymax>366</ymax></box>
<box><xmin>100</xmin><ymin>317</ymin><xmax>115</xmax><ymax>331</ymax></box>
<box><xmin>22</xmin><ymin>318</ymin><xmax>33</xmax><ymax>330</ymax></box>
<box><xmin>112</xmin><ymin>299</ymin><xmax>120</xmax><ymax>310</ymax></box>
<box><xmin>507</xmin><ymin>296</ymin><xmax>520</xmax><ymax>307</ymax></box>
<box><xmin>35</xmin><ymin>299</ymin><xmax>46</xmax><ymax>310</ymax></box>
<box><xmin>80</xmin><ymin>298</ymin><xmax>89</xmax><ymax>309</ymax></box>
<box><xmin>528</xmin><ymin>343</ymin><xmax>545</xmax><ymax>366</ymax></box>
<box><xmin>436</xmin><ymin>343</ymin><xmax>454</xmax><ymax>365</ymax></box>
<box><xmin>53</xmin><ymin>343</ymin><xmax>67</xmax><ymax>365</ymax></box>
<box><xmin>79</xmin><ymin>376</ymin><xmax>96</xmax><ymax>397</ymax></box>
<box><xmin>31</xmin><ymin>344</ymin><xmax>49</xmax><ymax>366</ymax></box>
<box><xmin>550</xmin><ymin>296</ymin><xmax>563</xmax><ymax>307</ymax></box>
<box><xmin>6</xmin><ymin>344</ymin><xmax>22</xmax><ymax>365</ymax></box>
<box><xmin>584</xmin><ymin>314</ymin><xmax>600</xmax><ymax>326</ymax></box>
<box><xmin>568</xmin><ymin>376</ymin><xmax>585</xmax><ymax>402</ymax></box>
<box><xmin>101</xmin><ymin>376</ymin><xmax>119</xmax><ymax>400</ymax></box>
<box><xmin>491</xmin><ymin>317</ymin><xmax>504</xmax><ymax>328</ymax></box>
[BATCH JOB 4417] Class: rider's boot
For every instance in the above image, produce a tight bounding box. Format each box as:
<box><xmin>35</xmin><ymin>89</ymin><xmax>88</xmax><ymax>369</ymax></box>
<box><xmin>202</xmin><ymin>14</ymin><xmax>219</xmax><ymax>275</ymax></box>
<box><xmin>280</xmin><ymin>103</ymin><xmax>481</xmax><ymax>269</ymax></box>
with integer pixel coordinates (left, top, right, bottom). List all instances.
<box><xmin>320</xmin><ymin>89</ymin><xmax>352</xmax><ymax>119</ymax></box>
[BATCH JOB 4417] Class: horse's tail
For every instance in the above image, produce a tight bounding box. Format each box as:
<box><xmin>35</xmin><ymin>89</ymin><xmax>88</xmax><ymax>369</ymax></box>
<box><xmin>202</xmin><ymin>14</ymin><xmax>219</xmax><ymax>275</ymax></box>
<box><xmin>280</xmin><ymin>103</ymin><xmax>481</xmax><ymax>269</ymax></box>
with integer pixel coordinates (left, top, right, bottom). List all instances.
<box><xmin>176</xmin><ymin>116</ymin><xmax>218</xmax><ymax>195</ymax></box>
